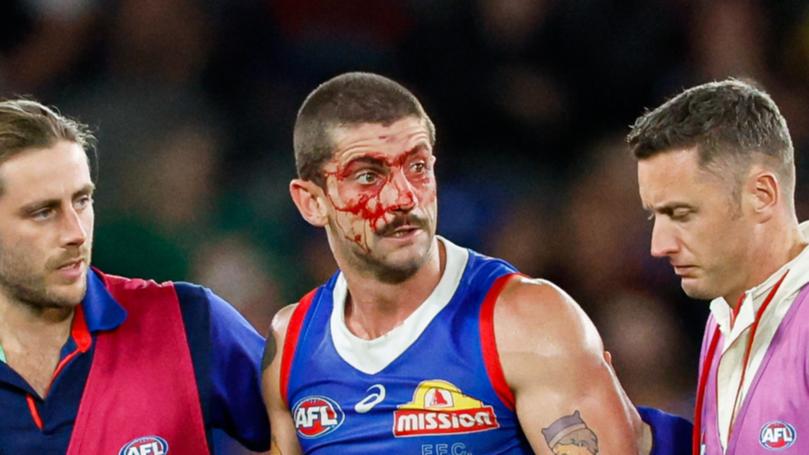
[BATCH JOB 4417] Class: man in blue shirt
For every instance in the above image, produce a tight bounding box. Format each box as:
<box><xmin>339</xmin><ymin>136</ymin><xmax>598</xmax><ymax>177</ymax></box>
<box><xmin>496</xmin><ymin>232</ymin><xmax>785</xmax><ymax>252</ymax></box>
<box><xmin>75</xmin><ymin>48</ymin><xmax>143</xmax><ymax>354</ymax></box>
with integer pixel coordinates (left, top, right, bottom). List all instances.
<box><xmin>0</xmin><ymin>99</ymin><xmax>270</xmax><ymax>453</ymax></box>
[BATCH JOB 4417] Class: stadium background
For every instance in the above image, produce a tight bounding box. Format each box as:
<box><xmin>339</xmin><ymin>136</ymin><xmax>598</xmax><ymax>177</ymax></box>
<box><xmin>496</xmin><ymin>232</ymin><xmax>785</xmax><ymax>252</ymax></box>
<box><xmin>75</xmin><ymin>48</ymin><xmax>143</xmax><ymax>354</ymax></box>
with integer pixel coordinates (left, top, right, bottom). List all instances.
<box><xmin>2</xmin><ymin>0</ymin><xmax>809</xmax><ymax>452</ymax></box>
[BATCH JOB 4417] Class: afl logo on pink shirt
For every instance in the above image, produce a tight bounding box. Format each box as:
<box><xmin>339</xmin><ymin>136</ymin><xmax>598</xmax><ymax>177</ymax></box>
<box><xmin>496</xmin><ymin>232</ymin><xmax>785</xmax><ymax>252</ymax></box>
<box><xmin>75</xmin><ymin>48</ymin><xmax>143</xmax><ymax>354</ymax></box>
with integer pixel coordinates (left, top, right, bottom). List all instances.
<box><xmin>759</xmin><ymin>421</ymin><xmax>796</xmax><ymax>450</ymax></box>
<box><xmin>293</xmin><ymin>395</ymin><xmax>345</xmax><ymax>439</ymax></box>
<box><xmin>118</xmin><ymin>435</ymin><xmax>169</xmax><ymax>455</ymax></box>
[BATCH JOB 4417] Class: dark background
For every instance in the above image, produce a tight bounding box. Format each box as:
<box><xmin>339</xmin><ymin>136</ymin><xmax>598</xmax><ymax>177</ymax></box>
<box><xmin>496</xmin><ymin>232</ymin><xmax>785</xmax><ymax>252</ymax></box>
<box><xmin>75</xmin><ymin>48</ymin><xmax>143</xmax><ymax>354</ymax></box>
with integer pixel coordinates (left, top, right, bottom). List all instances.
<box><xmin>3</xmin><ymin>0</ymin><xmax>809</xmax><ymax>452</ymax></box>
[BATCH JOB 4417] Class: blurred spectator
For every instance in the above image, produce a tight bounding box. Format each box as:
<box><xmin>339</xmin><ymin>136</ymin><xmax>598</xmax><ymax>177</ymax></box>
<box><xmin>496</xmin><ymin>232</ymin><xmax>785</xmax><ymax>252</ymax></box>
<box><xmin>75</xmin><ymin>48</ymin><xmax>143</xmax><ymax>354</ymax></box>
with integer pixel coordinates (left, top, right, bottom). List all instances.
<box><xmin>594</xmin><ymin>291</ymin><xmax>693</xmax><ymax>417</ymax></box>
<box><xmin>562</xmin><ymin>136</ymin><xmax>652</xmax><ymax>301</ymax></box>
<box><xmin>190</xmin><ymin>234</ymin><xmax>281</xmax><ymax>335</ymax></box>
<box><xmin>93</xmin><ymin>123</ymin><xmax>222</xmax><ymax>282</ymax></box>
<box><xmin>689</xmin><ymin>0</ymin><xmax>768</xmax><ymax>82</ymax></box>
<box><xmin>0</xmin><ymin>0</ymin><xmax>100</xmax><ymax>95</ymax></box>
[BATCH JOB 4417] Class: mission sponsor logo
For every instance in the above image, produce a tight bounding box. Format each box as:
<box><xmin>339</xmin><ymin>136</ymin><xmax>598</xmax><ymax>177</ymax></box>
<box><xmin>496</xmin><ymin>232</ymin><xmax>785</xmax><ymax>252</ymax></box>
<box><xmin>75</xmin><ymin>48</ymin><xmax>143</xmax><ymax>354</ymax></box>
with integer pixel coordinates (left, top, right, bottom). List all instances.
<box><xmin>759</xmin><ymin>421</ymin><xmax>796</xmax><ymax>450</ymax></box>
<box><xmin>118</xmin><ymin>435</ymin><xmax>169</xmax><ymax>455</ymax></box>
<box><xmin>293</xmin><ymin>395</ymin><xmax>345</xmax><ymax>439</ymax></box>
<box><xmin>393</xmin><ymin>379</ymin><xmax>499</xmax><ymax>437</ymax></box>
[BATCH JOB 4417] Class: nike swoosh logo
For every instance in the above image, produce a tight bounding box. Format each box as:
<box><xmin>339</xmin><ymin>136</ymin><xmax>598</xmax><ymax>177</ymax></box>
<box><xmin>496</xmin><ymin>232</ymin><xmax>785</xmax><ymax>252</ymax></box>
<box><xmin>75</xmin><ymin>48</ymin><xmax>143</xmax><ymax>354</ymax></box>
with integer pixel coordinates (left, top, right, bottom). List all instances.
<box><xmin>354</xmin><ymin>384</ymin><xmax>386</xmax><ymax>414</ymax></box>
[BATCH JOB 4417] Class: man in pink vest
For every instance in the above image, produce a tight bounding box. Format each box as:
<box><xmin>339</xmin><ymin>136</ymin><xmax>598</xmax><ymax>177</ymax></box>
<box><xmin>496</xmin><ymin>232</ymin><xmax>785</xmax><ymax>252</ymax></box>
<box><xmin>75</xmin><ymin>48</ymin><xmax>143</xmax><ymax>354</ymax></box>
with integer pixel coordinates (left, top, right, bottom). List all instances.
<box><xmin>629</xmin><ymin>79</ymin><xmax>809</xmax><ymax>454</ymax></box>
<box><xmin>0</xmin><ymin>99</ymin><xmax>270</xmax><ymax>453</ymax></box>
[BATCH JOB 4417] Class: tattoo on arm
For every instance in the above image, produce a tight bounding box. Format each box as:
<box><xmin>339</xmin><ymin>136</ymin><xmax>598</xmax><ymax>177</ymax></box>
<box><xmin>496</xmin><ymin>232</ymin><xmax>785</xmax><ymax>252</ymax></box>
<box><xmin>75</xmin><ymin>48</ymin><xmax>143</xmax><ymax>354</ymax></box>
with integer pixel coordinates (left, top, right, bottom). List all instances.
<box><xmin>261</xmin><ymin>333</ymin><xmax>277</xmax><ymax>372</ymax></box>
<box><xmin>541</xmin><ymin>410</ymin><xmax>599</xmax><ymax>455</ymax></box>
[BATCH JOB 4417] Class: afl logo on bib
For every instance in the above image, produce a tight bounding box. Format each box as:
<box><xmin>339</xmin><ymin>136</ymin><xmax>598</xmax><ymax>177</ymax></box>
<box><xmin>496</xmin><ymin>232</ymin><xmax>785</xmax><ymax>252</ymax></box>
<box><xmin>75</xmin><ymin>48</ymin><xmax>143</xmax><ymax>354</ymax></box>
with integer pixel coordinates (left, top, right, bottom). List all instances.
<box><xmin>293</xmin><ymin>395</ymin><xmax>345</xmax><ymax>439</ymax></box>
<box><xmin>760</xmin><ymin>421</ymin><xmax>796</xmax><ymax>450</ymax></box>
<box><xmin>118</xmin><ymin>435</ymin><xmax>169</xmax><ymax>455</ymax></box>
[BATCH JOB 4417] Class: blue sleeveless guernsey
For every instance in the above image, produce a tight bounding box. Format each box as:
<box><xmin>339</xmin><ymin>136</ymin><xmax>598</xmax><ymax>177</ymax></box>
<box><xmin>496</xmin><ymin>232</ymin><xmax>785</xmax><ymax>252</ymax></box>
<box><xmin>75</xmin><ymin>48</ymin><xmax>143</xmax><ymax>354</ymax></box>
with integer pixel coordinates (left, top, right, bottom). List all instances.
<box><xmin>280</xmin><ymin>239</ymin><xmax>533</xmax><ymax>453</ymax></box>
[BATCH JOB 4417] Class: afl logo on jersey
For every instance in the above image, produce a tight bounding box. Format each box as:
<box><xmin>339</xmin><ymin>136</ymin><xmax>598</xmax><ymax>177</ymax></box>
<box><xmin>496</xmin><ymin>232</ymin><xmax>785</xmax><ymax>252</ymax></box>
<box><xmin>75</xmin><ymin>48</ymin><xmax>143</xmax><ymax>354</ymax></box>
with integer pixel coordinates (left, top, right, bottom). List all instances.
<box><xmin>118</xmin><ymin>435</ymin><xmax>169</xmax><ymax>455</ymax></box>
<box><xmin>760</xmin><ymin>421</ymin><xmax>796</xmax><ymax>450</ymax></box>
<box><xmin>293</xmin><ymin>395</ymin><xmax>345</xmax><ymax>439</ymax></box>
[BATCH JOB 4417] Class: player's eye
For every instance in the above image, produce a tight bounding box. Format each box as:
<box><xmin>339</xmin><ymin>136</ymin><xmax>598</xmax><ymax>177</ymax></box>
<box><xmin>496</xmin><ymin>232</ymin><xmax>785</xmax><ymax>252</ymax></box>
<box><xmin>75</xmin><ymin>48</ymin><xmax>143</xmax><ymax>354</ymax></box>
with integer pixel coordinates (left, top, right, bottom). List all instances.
<box><xmin>670</xmin><ymin>208</ymin><xmax>693</xmax><ymax>221</ymax></box>
<box><xmin>356</xmin><ymin>171</ymin><xmax>380</xmax><ymax>185</ymax></box>
<box><xmin>74</xmin><ymin>195</ymin><xmax>94</xmax><ymax>210</ymax></box>
<box><xmin>410</xmin><ymin>161</ymin><xmax>426</xmax><ymax>173</ymax></box>
<box><xmin>31</xmin><ymin>207</ymin><xmax>55</xmax><ymax>221</ymax></box>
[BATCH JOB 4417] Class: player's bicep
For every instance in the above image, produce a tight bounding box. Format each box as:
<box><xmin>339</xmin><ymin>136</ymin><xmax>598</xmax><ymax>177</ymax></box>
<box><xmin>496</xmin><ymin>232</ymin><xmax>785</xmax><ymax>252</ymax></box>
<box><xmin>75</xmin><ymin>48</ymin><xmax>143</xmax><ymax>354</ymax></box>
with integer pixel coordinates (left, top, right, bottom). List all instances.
<box><xmin>495</xmin><ymin>278</ymin><xmax>643</xmax><ymax>454</ymax></box>
<box><xmin>510</xmin><ymin>351</ymin><xmax>641</xmax><ymax>454</ymax></box>
<box><xmin>262</xmin><ymin>304</ymin><xmax>303</xmax><ymax>455</ymax></box>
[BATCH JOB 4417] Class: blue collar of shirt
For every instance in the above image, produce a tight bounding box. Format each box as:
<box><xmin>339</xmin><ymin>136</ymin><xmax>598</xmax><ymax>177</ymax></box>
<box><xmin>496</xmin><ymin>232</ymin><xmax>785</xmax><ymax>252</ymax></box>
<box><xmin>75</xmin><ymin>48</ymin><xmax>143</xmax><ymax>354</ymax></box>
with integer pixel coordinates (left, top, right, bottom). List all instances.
<box><xmin>83</xmin><ymin>268</ymin><xmax>127</xmax><ymax>332</ymax></box>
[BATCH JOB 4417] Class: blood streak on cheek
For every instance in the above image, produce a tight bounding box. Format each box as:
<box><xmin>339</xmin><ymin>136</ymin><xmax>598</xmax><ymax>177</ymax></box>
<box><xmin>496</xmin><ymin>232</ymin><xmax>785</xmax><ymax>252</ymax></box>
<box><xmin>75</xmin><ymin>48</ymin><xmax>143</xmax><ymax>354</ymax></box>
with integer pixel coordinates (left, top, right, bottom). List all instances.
<box><xmin>336</xmin><ymin>191</ymin><xmax>389</xmax><ymax>233</ymax></box>
<box><xmin>323</xmin><ymin>170</ymin><xmax>394</xmax><ymax>251</ymax></box>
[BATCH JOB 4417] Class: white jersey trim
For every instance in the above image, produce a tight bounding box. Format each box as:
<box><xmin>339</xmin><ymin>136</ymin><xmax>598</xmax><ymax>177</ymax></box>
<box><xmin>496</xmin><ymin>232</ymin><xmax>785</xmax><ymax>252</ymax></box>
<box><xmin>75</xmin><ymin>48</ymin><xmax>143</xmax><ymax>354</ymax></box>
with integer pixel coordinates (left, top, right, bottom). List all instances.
<box><xmin>330</xmin><ymin>237</ymin><xmax>469</xmax><ymax>375</ymax></box>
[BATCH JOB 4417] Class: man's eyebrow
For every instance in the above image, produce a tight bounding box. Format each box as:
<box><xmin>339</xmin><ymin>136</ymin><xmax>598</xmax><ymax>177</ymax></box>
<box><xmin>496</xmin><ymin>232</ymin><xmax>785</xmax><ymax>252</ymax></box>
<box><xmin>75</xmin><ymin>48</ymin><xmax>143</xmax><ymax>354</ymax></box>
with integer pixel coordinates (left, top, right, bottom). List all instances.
<box><xmin>18</xmin><ymin>183</ymin><xmax>96</xmax><ymax>214</ymax></box>
<box><xmin>407</xmin><ymin>143</ymin><xmax>432</xmax><ymax>155</ymax></box>
<box><xmin>343</xmin><ymin>146</ymin><xmax>430</xmax><ymax>168</ymax></box>
<box><xmin>343</xmin><ymin>155</ymin><xmax>387</xmax><ymax>168</ymax></box>
<box><xmin>75</xmin><ymin>183</ymin><xmax>96</xmax><ymax>195</ymax></box>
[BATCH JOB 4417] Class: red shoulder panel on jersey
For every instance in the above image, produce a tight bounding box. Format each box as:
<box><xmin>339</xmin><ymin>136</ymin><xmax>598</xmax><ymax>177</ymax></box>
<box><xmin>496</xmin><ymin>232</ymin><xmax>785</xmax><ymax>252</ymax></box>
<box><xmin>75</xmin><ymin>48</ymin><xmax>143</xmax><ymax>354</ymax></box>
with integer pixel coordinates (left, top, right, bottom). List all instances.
<box><xmin>479</xmin><ymin>273</ymin><xmax>520</xmax><ymax>411</ymax></box>
<box><xmin>280</xmin><ymin>289</ymin><xmax>318</xmax><ymax>408</ymax></box>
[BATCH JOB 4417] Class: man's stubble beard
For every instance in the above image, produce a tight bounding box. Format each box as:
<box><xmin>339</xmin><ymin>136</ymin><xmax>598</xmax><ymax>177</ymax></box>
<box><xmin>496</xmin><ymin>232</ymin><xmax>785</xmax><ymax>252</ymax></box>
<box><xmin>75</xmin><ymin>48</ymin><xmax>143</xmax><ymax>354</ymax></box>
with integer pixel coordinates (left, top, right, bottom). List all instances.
<box><xmin>329</xmin><ymin>218</ymin><xmax>435</xmax><ymax>284</ymax></box>
<box><xmin>0</xmin><ymin>244</ymin><xmax>91</xmax><ymax>310</ymax></box>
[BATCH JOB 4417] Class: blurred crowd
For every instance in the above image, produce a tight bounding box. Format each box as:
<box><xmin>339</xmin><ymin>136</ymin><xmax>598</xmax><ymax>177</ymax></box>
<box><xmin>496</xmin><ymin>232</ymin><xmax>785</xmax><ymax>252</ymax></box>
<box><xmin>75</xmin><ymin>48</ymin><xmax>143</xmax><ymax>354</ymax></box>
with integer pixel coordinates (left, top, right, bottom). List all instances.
<box><xmin>3</xmin><ymin>0</ymin><xmax>809</xmax><ymax>451</ymax></box>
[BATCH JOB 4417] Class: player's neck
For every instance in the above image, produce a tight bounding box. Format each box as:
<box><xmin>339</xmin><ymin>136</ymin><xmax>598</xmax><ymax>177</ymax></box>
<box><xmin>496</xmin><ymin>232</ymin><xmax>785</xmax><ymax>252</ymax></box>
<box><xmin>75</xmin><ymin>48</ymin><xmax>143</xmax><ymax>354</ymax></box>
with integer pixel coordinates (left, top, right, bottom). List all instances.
<box><xmin>343</xmin><ymin>240</ymin><xmax>445</xmax><ymax>340</ymax></box>
<box><xmin>726</xmin><ymin>220</ymin><xmax>806</xmax><ymax>309</ymax></box>
<box><xmin>0</xmin><ymin>290</ymin><xmax>74</xmax><ymax>335</ymax></box>
<box><xmin>0</xmin><ymin>292</ymin><xmax>75</xmax><ymax>396</ymax></box>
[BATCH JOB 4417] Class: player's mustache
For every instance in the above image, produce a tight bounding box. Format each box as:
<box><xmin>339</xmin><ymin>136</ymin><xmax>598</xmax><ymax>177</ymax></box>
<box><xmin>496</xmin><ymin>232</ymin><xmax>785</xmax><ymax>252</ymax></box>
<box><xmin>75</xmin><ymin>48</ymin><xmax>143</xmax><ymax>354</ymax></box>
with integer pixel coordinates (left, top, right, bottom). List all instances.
<box><xmin>376</xmin><ymin>215</ymin><xmax>428</xmax><ymax>237</ymax></box>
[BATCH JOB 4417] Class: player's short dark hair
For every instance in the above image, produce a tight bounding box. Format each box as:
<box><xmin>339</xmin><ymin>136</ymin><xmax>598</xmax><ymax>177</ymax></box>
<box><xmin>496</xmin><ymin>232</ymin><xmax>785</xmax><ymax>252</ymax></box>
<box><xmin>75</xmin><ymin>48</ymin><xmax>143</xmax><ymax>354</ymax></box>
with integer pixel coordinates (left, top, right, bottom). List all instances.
<box><xmin>627</xmin><ymin>79</ymin><xmax>794</xmax><ymax>195</ymax></box>
<box><xmin>0</xmin><ymin>98</ymin><xmax>97</xmax><ymax>189</ymax></box>
<box><xmin>293</xmin><ymin>72</ymin><xmax>435</xmax><ymax>186</ymax></box>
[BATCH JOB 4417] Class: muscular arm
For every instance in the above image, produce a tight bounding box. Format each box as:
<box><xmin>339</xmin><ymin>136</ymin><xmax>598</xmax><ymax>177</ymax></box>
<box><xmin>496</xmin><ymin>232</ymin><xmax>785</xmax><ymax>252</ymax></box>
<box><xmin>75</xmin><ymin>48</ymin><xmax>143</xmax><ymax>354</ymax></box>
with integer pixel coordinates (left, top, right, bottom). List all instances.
<box><xmin>261</xmin><ymin>304</ymin><xmax>303</xmax><ymax>455</ymax></box>
<box><xmin>495</xmin><ymin>277</ymin><xmax>647</xmax><ymax>454</ymax></box>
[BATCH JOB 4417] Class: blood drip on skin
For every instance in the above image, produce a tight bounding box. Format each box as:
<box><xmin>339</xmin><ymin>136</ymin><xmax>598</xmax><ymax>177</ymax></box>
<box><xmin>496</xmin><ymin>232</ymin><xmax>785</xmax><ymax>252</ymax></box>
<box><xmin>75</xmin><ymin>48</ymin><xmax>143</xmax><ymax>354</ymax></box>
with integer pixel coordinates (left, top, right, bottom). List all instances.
<box><xmin>323</xmin><ymin>172</ymin><xmax>392</xmax><ymax>252</ymax></box>
<box><xmin>323</xmin><ymin>150</ymin><xmax>430</xmax><ymax>252</ymax></box>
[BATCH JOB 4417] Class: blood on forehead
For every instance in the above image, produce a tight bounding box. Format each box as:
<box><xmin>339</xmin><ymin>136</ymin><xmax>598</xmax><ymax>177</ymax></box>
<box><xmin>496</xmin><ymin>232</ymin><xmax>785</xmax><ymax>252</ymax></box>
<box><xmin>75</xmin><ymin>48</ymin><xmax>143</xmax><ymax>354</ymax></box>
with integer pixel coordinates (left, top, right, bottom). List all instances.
<box><xmin>329</xmin><ymin>119</ymin><xmax>432</xmax><ymax>164</ymax></box>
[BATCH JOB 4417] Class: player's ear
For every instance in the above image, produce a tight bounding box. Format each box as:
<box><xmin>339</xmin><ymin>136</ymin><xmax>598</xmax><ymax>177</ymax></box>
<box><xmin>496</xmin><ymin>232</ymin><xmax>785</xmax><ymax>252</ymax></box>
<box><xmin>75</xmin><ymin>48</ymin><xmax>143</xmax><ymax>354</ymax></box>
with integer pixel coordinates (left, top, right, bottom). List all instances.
<box><xmin>746</xmin><ymin>167</ymin><xmax>779</xmax><ymax>223</ymax></box>
<box><xmin>290</xmin><ymin>179</ymin><xmax>329</xmax><ymax>227</ymax></box>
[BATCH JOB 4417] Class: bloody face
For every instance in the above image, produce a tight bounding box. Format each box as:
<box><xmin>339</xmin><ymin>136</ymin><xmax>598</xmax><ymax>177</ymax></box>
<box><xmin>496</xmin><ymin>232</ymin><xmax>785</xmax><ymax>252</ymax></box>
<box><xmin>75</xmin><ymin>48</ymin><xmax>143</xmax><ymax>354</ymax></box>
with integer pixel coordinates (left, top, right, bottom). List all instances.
<box><xmin>320</xmin><ymin>117</ymin><xmax>438</xmax><ymax>282</ymax></box>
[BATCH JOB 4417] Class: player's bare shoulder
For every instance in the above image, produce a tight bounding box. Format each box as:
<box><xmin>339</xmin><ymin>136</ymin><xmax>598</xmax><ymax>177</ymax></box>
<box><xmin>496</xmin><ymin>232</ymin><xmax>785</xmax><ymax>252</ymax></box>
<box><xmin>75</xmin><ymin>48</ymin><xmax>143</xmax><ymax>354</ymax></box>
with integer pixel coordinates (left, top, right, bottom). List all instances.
<box><xmin>263</xmin><ymin>302</ymin><xmax>305</xmax><ymax>454</ymax></box>
<box><xmin>262</xmin><ymin>303</ymin><xmax>299</xmax><ymax>373</ymax></box>
<box><xmin>271</xmin><ymin>303</ymin><xmax>299</xmax><ymax>340</ymax></box>
<box><xmin>494</xmin><ymin>276</ymin><xmax>604</xmax><ymax>364</ymax></box>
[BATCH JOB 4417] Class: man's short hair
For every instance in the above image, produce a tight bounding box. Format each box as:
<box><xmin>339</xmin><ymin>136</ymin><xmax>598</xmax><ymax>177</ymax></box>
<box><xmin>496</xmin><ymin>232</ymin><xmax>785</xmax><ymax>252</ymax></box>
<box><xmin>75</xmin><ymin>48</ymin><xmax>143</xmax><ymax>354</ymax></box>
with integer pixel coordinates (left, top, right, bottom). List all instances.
<box><xmin>0</xmin><ymin>98</ymin><xmax>96</xmax><ymax>185</ymax></box>
<box><xmin>627</xmin><ymin>79</ymin><xmax>794</xmax><ymax>197</ymax></box>
<box><xmin>293</xmin><ymin>72</ymin><xmax>435</xmax><ymax>185</ymax></box>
